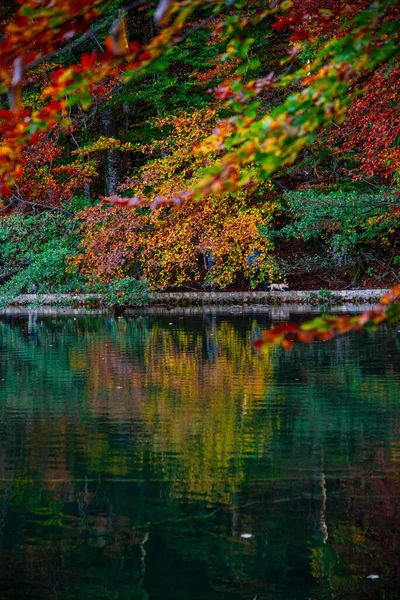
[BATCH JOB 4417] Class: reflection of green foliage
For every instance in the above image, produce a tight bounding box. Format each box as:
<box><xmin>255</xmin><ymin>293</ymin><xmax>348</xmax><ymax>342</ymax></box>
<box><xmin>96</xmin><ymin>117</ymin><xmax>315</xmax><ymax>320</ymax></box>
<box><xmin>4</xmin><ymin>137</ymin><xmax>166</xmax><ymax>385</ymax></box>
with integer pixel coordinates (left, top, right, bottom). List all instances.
<box><xmin>0</xmin><ymin>314</ymin><xmax>400</xmax><ymax>598</ymax></box>
<box><xmin>310</xmin><ymin>544</ymin><xmax>349</xmax><ymax>598</ymax></box>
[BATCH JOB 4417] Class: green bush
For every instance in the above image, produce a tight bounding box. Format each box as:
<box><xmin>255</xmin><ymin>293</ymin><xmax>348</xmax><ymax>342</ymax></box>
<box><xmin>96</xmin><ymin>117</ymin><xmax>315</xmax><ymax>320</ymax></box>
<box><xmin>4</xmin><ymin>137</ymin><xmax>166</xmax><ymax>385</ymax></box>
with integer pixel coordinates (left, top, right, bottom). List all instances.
<box><xmin>276</xmin><ymin>189</ymin><xmax>400</xmax><ymax>259</ymax></box>
<box><xmin>0</xmin><ymin>212</ymin><xmax>71</xmax><ymax>278</ymax></box>
<box><xmin>92</xmin><ymin>278</ymin><xmax>150</xmax><ymax>307</ymax></box>
<box><xmin>0</xmin><ymin>212</ymin><xmax>85</xmax><ymax>306</ymax></box>
<box><xmin>1</xmin><ymin>241</ymin><xmax>84</xmax><ymax>295</ymax></box>
<box><xmin>0</xmin><ymin>211</ymin><xmax>149</xmax><ymax>308</ymax></box>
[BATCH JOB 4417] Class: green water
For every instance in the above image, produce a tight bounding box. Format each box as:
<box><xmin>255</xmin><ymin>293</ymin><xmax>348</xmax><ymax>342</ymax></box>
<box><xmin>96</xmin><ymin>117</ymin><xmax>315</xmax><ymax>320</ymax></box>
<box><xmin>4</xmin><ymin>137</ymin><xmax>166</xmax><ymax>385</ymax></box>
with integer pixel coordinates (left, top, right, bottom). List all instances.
<box><xmin>0</xmin><ymin>310</ymin><xmax>400</xmax><ymax>600</ymax></box>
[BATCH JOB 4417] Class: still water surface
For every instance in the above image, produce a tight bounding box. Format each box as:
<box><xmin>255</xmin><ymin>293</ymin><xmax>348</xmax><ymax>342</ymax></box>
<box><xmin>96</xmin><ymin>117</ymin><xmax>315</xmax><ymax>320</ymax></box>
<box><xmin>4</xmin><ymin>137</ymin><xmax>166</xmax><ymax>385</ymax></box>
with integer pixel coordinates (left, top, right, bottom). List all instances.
<box><xmin>0</xmin><ymin>310</ymin><xmax>399</xmax><ymax>599</ymax></box>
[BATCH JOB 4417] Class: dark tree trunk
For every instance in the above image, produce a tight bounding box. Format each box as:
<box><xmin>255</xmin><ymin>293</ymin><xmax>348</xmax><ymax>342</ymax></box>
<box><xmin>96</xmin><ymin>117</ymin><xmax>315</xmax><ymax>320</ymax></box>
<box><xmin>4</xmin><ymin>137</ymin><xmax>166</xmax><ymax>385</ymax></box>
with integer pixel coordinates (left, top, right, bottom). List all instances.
<box><xmin>100</xmin><ymin>106</ymin><xmax>122</xmax><ymax>195</ymax></box>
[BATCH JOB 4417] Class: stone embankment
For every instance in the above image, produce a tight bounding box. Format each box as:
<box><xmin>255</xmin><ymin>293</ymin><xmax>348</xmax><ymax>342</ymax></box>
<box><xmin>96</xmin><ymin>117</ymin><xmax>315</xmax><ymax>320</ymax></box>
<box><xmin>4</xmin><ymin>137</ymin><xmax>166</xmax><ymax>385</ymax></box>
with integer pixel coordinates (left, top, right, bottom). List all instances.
<box><xmin>148</xmin><ymin>289</ymin><xmax>389</xmax><ymax>306</ymax></box>
<box><xmin>4</xmin><ymin>289</ymin><xmax>389</xmax><ymax>308</ymax></box>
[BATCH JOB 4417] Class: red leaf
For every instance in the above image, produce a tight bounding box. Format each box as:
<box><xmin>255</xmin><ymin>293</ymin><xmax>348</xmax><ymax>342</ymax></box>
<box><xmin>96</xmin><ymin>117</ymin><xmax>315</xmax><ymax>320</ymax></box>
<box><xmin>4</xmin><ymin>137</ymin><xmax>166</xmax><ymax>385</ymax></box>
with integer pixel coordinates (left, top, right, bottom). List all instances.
<box><xmin>105</xmin><ymin>195</ymin><xmax>129</xmax><ymax>206</ymax></box>
<box><xmin>316</xmin><ymin>331</ymin><xmax>335</xmax><ymax>341</ymax></box>
<box><xmin>297</xmin><ymin>331</ymin><xmax>314</xmax><ymax>343</ymax></box>
<box><xmin>253</xmin><ymin>339</ymin><xmax>267</xmax><ymax>349</ymax></box>
<box><xmin>129</xmin><ymin>41</ymin><xmax>141</xmax><ymax>53</ymax></box>
<box><xmin>291</xmin><ymin>29</ymin><xmax>310</xmax><ymax>41</ymax></box>
<box><xmin>271</xmin><ymin>323</ymin><xmax>300</xmax><ymax>334</ymax></box>
<box><xmin>282</xmin><ymin>339</ymin><xmax>294</xmax><ymax>351</ymax></box>
<box><xmin>272</xmin><ymin>17</ymin><xmax>292</xmax><ymax>31</ymax></box>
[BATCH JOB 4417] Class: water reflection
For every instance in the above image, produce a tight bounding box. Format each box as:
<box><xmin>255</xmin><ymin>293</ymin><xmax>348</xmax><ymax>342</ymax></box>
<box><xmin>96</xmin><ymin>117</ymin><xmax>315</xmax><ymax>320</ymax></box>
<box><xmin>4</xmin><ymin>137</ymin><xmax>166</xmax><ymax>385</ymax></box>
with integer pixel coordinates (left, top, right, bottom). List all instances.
<box><xmin>0</xmin><ymin>311</ymin><xmax>399</xmax><ymax>599</ymax></box>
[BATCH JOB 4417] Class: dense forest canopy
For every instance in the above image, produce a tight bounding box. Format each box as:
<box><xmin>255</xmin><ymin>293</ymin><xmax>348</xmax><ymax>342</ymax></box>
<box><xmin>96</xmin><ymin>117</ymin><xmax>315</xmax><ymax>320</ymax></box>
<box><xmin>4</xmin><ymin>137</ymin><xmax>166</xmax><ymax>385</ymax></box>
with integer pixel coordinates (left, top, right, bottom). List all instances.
<box><xmin>0</xmin><ymin>0</ymin><xmax>399</xmax><ymax>339</ymax></box>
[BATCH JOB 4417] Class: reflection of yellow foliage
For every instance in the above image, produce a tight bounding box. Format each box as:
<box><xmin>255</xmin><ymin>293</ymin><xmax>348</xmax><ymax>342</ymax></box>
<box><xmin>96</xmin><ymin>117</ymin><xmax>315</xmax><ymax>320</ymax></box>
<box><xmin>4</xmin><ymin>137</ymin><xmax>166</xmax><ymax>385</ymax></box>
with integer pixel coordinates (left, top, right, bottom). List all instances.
<box><xmin>71</xmin><ymin>320</ymin><xmax>275</xmax><ymax>503</ymax></box>
<box><xmin>390</xmin><ymin>442</ymin><xmax>400</xmax><ymax>464</ymax></box>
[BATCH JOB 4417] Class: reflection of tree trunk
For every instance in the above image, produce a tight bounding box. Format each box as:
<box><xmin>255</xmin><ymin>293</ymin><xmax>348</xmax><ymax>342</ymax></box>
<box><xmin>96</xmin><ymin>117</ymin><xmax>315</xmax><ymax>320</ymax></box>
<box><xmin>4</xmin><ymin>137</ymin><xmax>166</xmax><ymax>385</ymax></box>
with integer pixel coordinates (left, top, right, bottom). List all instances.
<box><xmin>319</xmin><ymin>469</ymin><xmax>328</xmax><ymax>544</ymax></box>
<box><xmin>100</xmin><ymin>106</ymin><xmax>121</xmax><ymax>195</ymax></box>
<box><xmin>204</xmin><ymin>313</ymin><xmax>217</xmax><ymax>362</ymax></box>
<box><xmin>231</xmin><ymin>492</ymin><xmax>239</xmax><ymax>538</ymax></box>
<box><xmin>28</xmin><ymin>312</ymin><xmax>37</xmax><ymax>337</ymax></box>
<box><xmin>140</xmin><ymin>532</ymin><xmax>149</xmax><ymax>577</ymax></box>
<box><xmin>311</xmin><ymin>447</ymin><xmax>328</xmax><ymax>545</ymax></box>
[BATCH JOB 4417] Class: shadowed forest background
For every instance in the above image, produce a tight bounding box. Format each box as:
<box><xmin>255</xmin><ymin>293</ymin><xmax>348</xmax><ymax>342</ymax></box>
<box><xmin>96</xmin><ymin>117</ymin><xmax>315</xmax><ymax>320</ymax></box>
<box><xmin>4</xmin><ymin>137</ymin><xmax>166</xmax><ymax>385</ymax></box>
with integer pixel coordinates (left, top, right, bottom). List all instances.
<box><xmin>0</xmin><ymin>0</ymin><xmax>399</xmax><ymax>301</ymax></box>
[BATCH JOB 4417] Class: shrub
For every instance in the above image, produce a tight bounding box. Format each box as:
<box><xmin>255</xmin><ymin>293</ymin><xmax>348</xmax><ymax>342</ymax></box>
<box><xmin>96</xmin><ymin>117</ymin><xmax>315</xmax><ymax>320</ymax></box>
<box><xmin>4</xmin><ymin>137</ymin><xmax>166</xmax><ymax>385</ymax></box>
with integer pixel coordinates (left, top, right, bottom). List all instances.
<box><xmin>0</xmin><ymin>212</ymin><xmax>85</xmax><ymax>306</ymax></box>
<box><xmin>276</xmin><ymin>189</ymin><xmax>400</xmax><ymax>263</ymax></box>
<box><xmin>90</xmin><ymin>278</ymin><xmax>150</xmax><ymax>307</ymax></box>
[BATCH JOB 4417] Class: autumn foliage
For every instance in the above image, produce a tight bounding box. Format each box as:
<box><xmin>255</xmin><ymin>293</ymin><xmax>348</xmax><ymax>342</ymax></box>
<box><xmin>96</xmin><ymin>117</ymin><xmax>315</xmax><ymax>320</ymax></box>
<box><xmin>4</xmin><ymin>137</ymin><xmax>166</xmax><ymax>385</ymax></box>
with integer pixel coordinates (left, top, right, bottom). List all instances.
<box><xmin>254</xmin><ymin>285</ymin><xmax>400</xmax><ymax>350</ymax></box>
<box><xmin>0</xmin><ymin>0</ymin><xmax>399</xmax><ymax>343</ymax></box>
<box><xmin>74</xmin><ymin>109</ymin><xmax>280</xmax><ymax>289</ymax></box>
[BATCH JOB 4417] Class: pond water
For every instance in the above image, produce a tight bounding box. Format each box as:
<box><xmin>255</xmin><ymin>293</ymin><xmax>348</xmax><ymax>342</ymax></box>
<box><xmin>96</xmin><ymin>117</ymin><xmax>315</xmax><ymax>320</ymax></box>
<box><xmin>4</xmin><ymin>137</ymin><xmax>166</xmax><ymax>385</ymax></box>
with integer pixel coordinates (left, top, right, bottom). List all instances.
<box><xmin>0</xmin><ymin>310</ymin><xmax>399</xmax><ymax>600</ymax></box>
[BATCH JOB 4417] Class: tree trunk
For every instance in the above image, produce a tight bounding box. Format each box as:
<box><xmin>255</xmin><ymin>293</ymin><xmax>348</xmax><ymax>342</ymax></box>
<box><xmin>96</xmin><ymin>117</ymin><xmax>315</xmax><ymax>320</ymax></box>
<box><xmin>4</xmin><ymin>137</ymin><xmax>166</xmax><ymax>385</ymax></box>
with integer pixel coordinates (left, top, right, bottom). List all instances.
<box><xmin>100</xmin><ymin>106</ymin><xmax>121</xmax><ymax>195</ymax></box>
